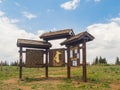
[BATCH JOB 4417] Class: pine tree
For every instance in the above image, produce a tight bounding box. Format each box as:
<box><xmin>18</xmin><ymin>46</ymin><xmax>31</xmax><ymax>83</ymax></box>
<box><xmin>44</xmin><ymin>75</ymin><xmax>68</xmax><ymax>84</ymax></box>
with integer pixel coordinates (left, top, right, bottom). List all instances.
<box><xmin>102</xmin><ymin>58</ymin><xmax>107</xmax><ymax>64</ymax></box>
<box><xmin>99</xmin><ymin>56</ymin><xmax>103</xmax><ymax>64</ymax></box>
<box><xmin>99</xmin><ymin>56</ymin><xmax>107</xmax><ymax>64</ymax></box>
<box><xmin>95</xmin><ymin>56</ymin><xmax>99</xmax><ymax>64</ymax></box>
<box><xmin>115</xmin><ymin>57</ymin><xmax>120</xmax><ymax>65</ymax></box>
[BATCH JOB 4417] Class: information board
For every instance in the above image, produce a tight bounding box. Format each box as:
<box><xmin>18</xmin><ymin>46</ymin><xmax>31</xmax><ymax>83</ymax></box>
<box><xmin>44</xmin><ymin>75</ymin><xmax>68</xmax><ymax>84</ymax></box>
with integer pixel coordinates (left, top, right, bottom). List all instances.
<box><xmin>26</xmin><ymin>49</ymin><xmax>44</xmax><ymax>68</ymax></box>
<box><xmin>70</xmin><ymin>46</ymin><xmax>80</xmax><ymax>66</ymax></box>
<box><xmin>49</xmin><ymin>49</ymin><xmax>65</xmax><ymax>66</ymax></box>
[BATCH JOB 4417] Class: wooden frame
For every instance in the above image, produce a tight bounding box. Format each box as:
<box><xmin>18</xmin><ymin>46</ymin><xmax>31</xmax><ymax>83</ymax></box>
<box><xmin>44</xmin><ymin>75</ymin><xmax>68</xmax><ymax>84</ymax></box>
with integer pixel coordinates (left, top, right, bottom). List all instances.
<box><xmin>17</xmin><ymin>30</ymin><xmax>94</xmax><ymax>82</ymax></box>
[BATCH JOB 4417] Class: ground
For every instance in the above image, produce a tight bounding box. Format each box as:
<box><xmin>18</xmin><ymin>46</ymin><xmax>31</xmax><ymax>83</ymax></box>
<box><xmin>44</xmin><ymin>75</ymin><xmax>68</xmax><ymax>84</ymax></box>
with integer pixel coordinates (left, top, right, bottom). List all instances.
<box><xmin>0</xmin><ymin>65</ymin><xmax>120</xmax><ymax>90</ymax></box>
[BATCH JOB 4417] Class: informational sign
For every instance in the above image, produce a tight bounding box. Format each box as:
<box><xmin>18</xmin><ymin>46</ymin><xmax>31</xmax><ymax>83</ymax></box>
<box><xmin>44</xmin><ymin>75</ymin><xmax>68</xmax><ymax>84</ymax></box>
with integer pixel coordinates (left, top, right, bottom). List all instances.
<box><xmin>49</xmin><ymin>49</ymin><xmax>65</xmax><ymax>66</ymax></box>
<box><xmin>70</xmin><ymin>46</ymin><xmax>80</xmax><ymax>66</ymax></box>
<box><xmin>26</xmin><ymin>49</ymin><xmax>44</xmax><ymax>68</ymax></box>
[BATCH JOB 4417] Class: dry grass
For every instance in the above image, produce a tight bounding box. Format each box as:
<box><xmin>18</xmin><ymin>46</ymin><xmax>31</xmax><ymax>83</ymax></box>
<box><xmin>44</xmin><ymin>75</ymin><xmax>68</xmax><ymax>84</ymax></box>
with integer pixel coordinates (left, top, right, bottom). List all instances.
<box><xmin>0</xmin><ymin>65</ymin><xmax>120</xmax><ymax>90</ymax></box>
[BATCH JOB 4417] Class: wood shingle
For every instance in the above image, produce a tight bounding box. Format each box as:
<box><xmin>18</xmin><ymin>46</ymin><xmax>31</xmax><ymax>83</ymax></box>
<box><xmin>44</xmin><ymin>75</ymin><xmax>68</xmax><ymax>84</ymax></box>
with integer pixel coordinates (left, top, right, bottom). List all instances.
<box><xmin>61</xmin><ymin>31</ymin><xmax>94</xmax><ymax>46</ymax></box>
<box><xmin>40</xmin><ymin>29</ymin><xmax>75</xmax><ymax>40</ymax></box>
<box><xmin>17</xmin><ymin>39</ymin><xmax>51</xmax><ymax>49</ymax></box>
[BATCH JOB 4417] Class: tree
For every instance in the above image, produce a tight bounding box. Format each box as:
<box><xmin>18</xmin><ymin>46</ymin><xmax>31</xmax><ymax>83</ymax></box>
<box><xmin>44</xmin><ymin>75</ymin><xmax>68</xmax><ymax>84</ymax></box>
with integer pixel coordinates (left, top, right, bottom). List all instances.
<box><xmin>99</xmin><ymin>56</ymin><xmax>103</xmax><ymax>64</ymax></box>
<box><xmin>115</xmin><ymin>57</ymin><xmax>120</xmax><ymax>65</ymax></box>
<box><xmin>102</xmin><ymin>58</ymin><xmax>107</xmax><ymax>64</ymax></box>
<box><xmin>93</xmin><ymin>56</ymin><xmax>99</xmax><ymax>65</ymax></box>
<box><xmin>92</xmin><ymin>56</ymin><xmax>108</xmax><ymax>65</ymax></box>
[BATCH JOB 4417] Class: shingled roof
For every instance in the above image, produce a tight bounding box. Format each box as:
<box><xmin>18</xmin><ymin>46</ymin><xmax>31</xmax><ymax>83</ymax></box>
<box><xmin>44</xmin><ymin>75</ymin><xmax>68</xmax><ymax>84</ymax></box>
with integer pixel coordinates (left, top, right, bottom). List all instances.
<box><xmin>40</xmin><ymin>29</ymin><xmax>75</xmax><ymax>40</ymax></box>
<box><xmin>61</xmin><ymin>31</ymin><xmax>94</xmax><ymax>46</ymax></box>
<box><xmin>17</xmin><ymin>39</ymin><xmax>52</xmax><ymax>49</ymax></box>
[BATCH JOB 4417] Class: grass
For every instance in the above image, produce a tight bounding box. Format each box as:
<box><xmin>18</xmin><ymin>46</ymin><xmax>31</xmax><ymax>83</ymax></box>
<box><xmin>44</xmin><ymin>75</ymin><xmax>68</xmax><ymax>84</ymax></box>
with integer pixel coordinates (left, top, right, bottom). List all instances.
<box><xmin>0</xmin><ymin>65</ymin><xmax>120</xmax><ymax>90</ymax></box>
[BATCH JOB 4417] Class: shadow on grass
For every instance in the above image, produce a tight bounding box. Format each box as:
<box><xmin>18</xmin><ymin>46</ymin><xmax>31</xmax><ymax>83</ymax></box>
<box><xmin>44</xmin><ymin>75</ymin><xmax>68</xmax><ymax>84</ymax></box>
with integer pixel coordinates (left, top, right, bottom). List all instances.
<box><xmin>21</xmin><ymin>76</ymin><xmax>82</xmax><ymax>83</ymax></box>
<box><xmin>22</xmin><ymin>76</ymin><xmax>67</xmax><ymax>82</ymax></box>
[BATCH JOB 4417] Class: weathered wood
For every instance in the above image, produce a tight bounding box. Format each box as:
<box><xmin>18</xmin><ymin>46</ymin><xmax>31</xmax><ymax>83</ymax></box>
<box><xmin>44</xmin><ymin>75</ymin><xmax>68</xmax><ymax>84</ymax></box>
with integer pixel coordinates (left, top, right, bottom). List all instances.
<box><xmin>61</xmin><ymin>31</ymin><xmax>94</xmax><ymax>46</ymax></box>
<box><xmin>45</xmin><ymin>49</ymin><xmax>49</xmax><ymax>78</ymax></box>
<box><xmin>18</xmin><ymin>50</ymin><xmax>26</xmax><ymax>53</ymax></box>
<box><xmin>67</xmin><ymin>46</ymin><xmax>71</xmax><ymax>78</ymax></box>
<box><xmin>26</xmin><ymin>49</ymin><xmax>44</xmax><ymax>68</ymax></box>
<box><xmin>19</xmin><ymin>47</ymin><xmax>23</xmax><ymax>79</ymax></box>
<box><xmin>17</xmin><ymin>39</ymin><xmax>51</xmax><ymax>49</ymax></box>
<box><xmin>82</xmin><ymin>41</ymin><xmax>87</xmax><ymax>82</ymax></box>
<box><xmin>40</xmin><ymin>29</ymin><xmax>74</xmax><ymax>40</ymax></box>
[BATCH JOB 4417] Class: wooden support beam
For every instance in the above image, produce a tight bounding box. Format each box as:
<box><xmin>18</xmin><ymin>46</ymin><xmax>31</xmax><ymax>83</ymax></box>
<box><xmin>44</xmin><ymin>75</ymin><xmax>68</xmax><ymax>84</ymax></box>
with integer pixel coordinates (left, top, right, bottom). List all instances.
<box><xmin>45</xmin><ymin>49</ymin><xmax>48</xmax><ymax>78</ymax></box>
<box><xmin>67</xmin><ymin>46</ymin><xmax>71</xmax><ymax>79</ymax></box>
<box><xmin>19</xmin><ymin>47</ymin><xmax>23</xmax><ymax>79</ymax></box>
<box><xmin>82</xmin><ymin>41</ymin><xmax>87</xmax><ymax>82</ymax></box>
<box><xmin>19</xmin><ymin>50</ymin><xmax>26</xmax><ymax>53</ymax></box>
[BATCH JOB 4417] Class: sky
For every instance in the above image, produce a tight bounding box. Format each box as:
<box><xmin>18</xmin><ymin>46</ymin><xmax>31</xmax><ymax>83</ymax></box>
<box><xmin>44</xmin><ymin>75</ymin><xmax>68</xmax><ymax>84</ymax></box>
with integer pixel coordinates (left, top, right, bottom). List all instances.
<box><xmin>0</xmin><ymin>0</ymin><xmax>120</xmax><ymax>64</ymax></box>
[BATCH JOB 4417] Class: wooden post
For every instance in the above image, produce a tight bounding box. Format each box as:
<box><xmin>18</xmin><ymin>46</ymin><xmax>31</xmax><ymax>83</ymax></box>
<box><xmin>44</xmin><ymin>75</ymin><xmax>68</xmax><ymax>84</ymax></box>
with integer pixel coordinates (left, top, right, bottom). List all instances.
<box><xmin>45</xmin><ymin>49</ymin><xmax>48</xmax><ymax>78</ymax></box>
<box><xmin>82</xmin><ymin>41</ymin><xmax>87</xmax><ymax>82</ymax></box>
<box><xmin>67</xmin><ymin>46</ymin><xmax>71</xmax><ymax>79</ymax></box>
<box><xmin>19</xmin><ymin>47</ymin><xmax>23</xmax><ymax>79</ymax></box>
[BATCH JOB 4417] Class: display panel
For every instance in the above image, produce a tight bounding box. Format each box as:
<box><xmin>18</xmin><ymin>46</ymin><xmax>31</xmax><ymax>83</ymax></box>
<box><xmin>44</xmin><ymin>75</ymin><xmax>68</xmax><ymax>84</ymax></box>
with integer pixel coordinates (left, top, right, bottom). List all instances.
<box><xmin>49</xmin><ymin>49</ymin><xmax>65</xmax><ymax>66</ymax></box>
<box><xmin>26</xmin><ymin>49</ymin><xmax>44</xmax><ymax>68</ymax></box>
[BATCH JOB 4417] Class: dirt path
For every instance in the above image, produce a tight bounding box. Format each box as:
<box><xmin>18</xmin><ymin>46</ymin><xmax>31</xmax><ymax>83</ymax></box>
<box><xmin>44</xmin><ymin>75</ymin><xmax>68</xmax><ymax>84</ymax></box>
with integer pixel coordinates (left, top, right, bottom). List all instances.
<box><xmin>3</xmin><ymin>78</ymin><xmax>31</xmax><ymax>90</ymax></box>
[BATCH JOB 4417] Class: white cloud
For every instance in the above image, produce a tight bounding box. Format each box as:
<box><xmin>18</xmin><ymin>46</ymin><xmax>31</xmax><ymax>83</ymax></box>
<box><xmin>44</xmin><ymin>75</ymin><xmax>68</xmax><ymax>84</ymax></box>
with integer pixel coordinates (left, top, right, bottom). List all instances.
<box><xmin>0</xmin><ymin>0</ymin><xmax>4</xmax><ymax>3</ymax></box>
<box><xmin>111</xmin><ymin>17</ymin><xmax>120</xmax><ymax>23</ymax></box>
<box><xmin>10</xmin><ymin>19</ymin><xmax>19</xmax><ymax>23</ymax></box>
<box><xmin>87</xmin><ymin>17</ymin><xmax>120</xmax><ymax>64</ymax></box>
<box><xmin>22</xmin><ymin>11</ymin><xmax>37</xmax><ymax>20</ymax></box>
<box><xmin>0</xmin><ymin>11</ymin><xmax>5</xmax><ymax>16</ymax></box>
<box><xmin>0</xmin><ymin>15</ymin><xmax>44</xmax><ymax>63</ymax></box>
<box><xmin>60</xmin><ymin>0</ymin><xmax>80</xmax><ymax>10</ymax></box>
<box><xmin>47</xmin><ymin>9</ymin><xmax>54</xmax><ymax>13</ymax></box>
<box><xmin>94</xmin><ymin>0</ymin><xmax>101</xmax><ymax>2</ymax></box>
<box><xmin>14</xmin><ymin>2</ymin><xmax>20</xmax><ymax>7</ymax></box>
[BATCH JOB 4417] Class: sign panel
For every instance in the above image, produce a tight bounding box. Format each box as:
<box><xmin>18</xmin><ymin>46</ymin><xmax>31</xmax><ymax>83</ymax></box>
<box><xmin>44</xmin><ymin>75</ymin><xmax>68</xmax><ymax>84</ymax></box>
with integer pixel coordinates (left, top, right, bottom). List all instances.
<box><xmin>70</xmin><ymin>46</ymin><xmax>80</xmax><ymax>66</ymax></box>
<box><xmin>49</xmin><ymin>49</ymin><xmax>65</xmax><ymax>66</ymax></box>
<box><xmin>26</xmin><ymin>49</ymin><xmax>44</xmax><ymax>68</ymax></box>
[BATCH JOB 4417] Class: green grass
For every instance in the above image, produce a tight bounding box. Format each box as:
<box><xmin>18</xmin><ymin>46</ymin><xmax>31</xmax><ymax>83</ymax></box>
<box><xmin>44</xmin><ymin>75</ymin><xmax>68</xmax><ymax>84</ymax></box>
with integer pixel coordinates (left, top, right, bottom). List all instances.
<box><xmin>0</xmin><ymin>65</ymin><xmax>120</xmax><ymax>90</ymax></box>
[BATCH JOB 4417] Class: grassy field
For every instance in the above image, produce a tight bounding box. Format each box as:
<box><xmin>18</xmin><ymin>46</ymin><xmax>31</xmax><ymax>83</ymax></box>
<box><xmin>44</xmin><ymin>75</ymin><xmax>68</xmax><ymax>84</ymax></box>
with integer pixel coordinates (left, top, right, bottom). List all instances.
<box><xmin>0</xmin><ymin>65</ymin><xmax>120</xmax><ymax>90</ymax></box>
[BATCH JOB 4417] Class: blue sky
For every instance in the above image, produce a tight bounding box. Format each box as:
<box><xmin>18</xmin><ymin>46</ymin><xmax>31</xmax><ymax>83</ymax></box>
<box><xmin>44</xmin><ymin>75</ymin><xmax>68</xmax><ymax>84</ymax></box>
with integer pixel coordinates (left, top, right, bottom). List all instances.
<box><xmin>1</xmin><ymin>0</ymin><xmax>120</xmax><ymax>33</ymax></box>
<box><xmin>0</xmin><ymin>0</ymin><xmax>120</xmax><ymax>64</ymax></box>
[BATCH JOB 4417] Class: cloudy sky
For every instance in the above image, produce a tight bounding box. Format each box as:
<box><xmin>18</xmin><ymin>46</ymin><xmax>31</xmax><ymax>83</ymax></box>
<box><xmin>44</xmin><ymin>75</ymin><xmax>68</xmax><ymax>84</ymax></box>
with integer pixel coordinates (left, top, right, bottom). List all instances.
<box><xmin>0</xmin><ymin>0</ymin><xmax>120</xmax><ymax>64</ymax></box>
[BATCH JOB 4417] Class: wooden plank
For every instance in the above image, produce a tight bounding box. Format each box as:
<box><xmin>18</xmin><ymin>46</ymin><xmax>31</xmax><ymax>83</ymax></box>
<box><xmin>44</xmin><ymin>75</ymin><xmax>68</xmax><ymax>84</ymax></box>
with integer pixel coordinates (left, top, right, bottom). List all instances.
<box><xmin>26</xmin><ymin>49</ymin><xmax>44</xmax><ymax>68</ymax></box>
<box><xmin>19</xmin><ymin>50</ymin><xmax>26</xmax><ymax>53</ymax></box>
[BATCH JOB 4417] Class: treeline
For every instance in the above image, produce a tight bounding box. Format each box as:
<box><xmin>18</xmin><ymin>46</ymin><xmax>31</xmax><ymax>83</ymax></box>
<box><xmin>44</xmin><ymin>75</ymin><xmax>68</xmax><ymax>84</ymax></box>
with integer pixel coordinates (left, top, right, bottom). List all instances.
<box><xmin>92</xmin><ymin>56</ymin><xmax>120</xmax><ymax>65</ymax></box>
<box><xmin>92</xmin><ymin>56</ymin><xmax>107</xmax><ymax>65</ymax></box>
<box><xmin>1</xmin><ymin>56</ymin><xmax>120</xmax><ymax>66</ymax></box>
<box><xmin>0</xmin><ymin>61</ymin><xmax>9</xmax><ymax>66</ymax></box>
<box><xmin>11</xmin><ymin>61</ymin><xmax>25</xmax><ymax>66</ymax></box>
<box><xmin>0</xmin><ymin>60</ymin><xmax>25</xmax><ymax>66</ymax></box>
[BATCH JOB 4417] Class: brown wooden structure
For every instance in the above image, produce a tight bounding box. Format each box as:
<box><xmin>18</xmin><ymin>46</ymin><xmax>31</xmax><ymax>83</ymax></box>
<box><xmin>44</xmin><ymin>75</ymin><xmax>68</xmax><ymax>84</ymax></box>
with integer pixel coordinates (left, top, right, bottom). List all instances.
<box><xmin>17</xmin><ymin>29</ymin><xmax>94</xmax><ymax>82</ymax></box>
<box><xmin>40</xmin><ymin>29</ymin><xmax>74</xmax><ymax>40</ymax></box>
<box><xmin>49</xmin><ymin>48</ymin><xmax>65</xmax><ymax>67</ymax></box>
<box><xmin>17</xmin><ymin>39</ymin><xmax>51</xmax><ymax>79</ymax></box>
<box><xmin>61</xmin><ymin>31</ymin><xmax>94</xmax><ymax>81</ymax></box>
<box><xmin>26</xmin><ymin>49</ymin><xmax>44</xmax><ymax>68</ymax></box>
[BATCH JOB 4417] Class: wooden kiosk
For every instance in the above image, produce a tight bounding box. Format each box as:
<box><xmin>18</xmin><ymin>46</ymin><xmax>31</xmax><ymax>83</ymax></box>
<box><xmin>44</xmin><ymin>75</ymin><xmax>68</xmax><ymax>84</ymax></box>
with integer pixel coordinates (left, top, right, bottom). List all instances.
<box><xmin>61</xmin><ymin>31</ymin><xmax>94</xmax><ymax>82</ymax></box>
<box><xmin>17</xmin><ymin>39</ymin><xmax>51</xmax><ymax>79</ymax></box>
<box><xmin>17</xmin><ymin>29</ymin><xmax>94</xmax><ymax>82</ymax></box>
